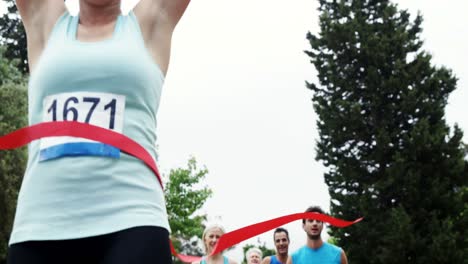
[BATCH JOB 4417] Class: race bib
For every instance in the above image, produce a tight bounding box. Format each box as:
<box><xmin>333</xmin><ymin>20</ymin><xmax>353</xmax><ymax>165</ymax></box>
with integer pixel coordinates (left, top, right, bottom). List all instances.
<box><xmin>39</xmin><ymin>92</ymin><xmax>126</xmax><ymax>161</ymax></box>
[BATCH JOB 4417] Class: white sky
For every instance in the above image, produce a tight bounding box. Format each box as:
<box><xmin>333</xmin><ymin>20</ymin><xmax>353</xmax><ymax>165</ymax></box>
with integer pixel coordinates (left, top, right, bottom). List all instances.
<box><xmin>1</xmin><ymin>0</ymin><xmax>467</xmax><ymax>261</ymax></box>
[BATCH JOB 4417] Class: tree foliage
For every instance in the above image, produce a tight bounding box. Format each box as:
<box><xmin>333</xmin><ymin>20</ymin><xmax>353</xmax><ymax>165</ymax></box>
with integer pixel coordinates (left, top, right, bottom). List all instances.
<box><xmin>306</xmin><ymin>0</ymin><xmax>467</xmax><ymax>263</ymax></box>
<box><xmin>165</xmin><ymin>158</ymin><xmax>213</xmax><ymax>263</ymax></box>
<box><xmin>0</xmin><ymin>46</ymin><xmax>23</xmax><ymax>86</ymax></box>
<box><xmin>0</xmin><ymin>0</ymin><xmax>27</xmax><ymax>74</ymax></box>
<box><xmin>0</xmin><ymin>46</ymin><xmax>27</xmax><ymax>264</ymax></box>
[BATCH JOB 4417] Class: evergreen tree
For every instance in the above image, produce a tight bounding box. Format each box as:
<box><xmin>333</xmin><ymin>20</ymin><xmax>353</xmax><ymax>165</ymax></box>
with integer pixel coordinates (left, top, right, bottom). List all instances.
<box><xmin>0</xmin><ymin>46</ymin><xmax>27</xmax><ymax>264</ymax></box>
<box><xmin>305</xmin><ymin>0</ymin><xmax>467</xmax><ymax>263</ymax></box>
<box><xmin>0</xmin><ymin>0</ymin><xmax>28</xmax><ymax>74</ymax></box>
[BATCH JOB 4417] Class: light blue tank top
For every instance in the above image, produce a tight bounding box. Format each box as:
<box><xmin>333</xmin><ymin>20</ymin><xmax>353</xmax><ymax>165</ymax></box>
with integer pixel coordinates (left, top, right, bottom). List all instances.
<box><xmin>10</xmin><ymin>11</ymin><xmax>169</xmax><ymax>245</ymax></box>
<box><xmin>201</xmin><ymin>256</ymin><xmax>229</xmax><ymax>264</ymax></box>
<box><xmin>291</xmin><ymin>243</ymin><xmax>342</xmax><ymax>264</ymax></box>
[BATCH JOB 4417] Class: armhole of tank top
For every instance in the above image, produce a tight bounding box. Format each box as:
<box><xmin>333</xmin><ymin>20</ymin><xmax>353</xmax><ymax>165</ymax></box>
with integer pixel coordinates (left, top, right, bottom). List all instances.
<box><xmin>126</xmin><ymin>10</ymin><xmax>166</xmax><ymax>80</ymax></box>
<box><xmin>126</xmin><ymin>11</ymin><xmax>146</xmax><ymax>45</ymax></box>
<box><xmin>30</xmin><ymin>11</ymin><xmax>69</xmax><ymax>74</ymax></box>
<box><xmin>126</xmin><ymin>11</ymin><xmax>155</xmax><ymax>55</ymax></box>
<box><xmin>335</xmin><ymin>246</ymin><xmax>342</xmax><ymax>263</ymax></box>
<box><xmin>45</xmin><ymin>11</ymin><xmax>70</xmax><ymax>44</ymax></box>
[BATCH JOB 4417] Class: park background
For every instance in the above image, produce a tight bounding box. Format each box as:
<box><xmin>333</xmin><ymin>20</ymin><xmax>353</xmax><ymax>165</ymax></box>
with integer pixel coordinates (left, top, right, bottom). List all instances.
<box><xmin>0</xmin><ymin>0</ymin><xmax>466</xmax><ymax>262</ymax></box>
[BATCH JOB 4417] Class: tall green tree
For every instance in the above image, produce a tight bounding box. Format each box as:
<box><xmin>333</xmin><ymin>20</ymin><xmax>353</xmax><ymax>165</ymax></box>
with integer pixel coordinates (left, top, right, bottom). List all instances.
<box><xmin>306</xmin><ymin>0</ymin><xmax>467</xmax><ymax>263</ymax></box>
<box><xmin>0</xmin><ymin>46</ymin><xmax>27</xmax><ymax>264</ymax></box>
<box><xmin>0</xmin><ymin>0</ymin><xmax>27</xmax><ymax>74</ymax></box>
<box><xmin>165</xmin><ymin>157</ymin><xmax>213</xmax><ymax>263</ymax></box>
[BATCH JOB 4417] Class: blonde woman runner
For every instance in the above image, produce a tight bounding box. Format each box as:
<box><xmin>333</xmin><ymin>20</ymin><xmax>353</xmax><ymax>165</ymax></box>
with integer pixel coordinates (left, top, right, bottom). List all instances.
<box><xmin>192</xmin><ymin>225</ymin><xmax>238</xmax><ymax>264</ymax></box>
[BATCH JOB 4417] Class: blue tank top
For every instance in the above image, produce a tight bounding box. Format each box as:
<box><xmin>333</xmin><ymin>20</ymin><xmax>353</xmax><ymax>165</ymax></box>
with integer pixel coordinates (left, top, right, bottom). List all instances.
<box><xmin>291</xmin><ymin>243</ymin><xmax>342</xmax><ymax>264</ymax></box>
<box><xmin>9</xmin><ymin>11</ymin><xmax>169</xmax><ymax>245</ymax></box>
<box><xmin>270</xmin><ymin>255</ymin><xmax>284</xmax><ymax>264</ymax></box>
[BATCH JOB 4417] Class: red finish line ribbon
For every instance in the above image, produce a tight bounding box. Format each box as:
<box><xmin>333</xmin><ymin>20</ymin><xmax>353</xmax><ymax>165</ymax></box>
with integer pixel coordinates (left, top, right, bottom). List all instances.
<box><xmin>0</xmin><ymin>122</ymin><xmax>363</xmax><ymax>263</ymax></box>
<box><xmin>0</xmin><ymin>121</ymin><xmax>163</xmax><ymax>187</ymax></box>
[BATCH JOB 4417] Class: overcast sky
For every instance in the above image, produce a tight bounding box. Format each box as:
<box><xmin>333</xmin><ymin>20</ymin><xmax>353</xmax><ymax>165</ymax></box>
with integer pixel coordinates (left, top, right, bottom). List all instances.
<box><xmin>1</xmin><ymin>0</ymin><xmax>467</xmax><ymax>261</ymax></box>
